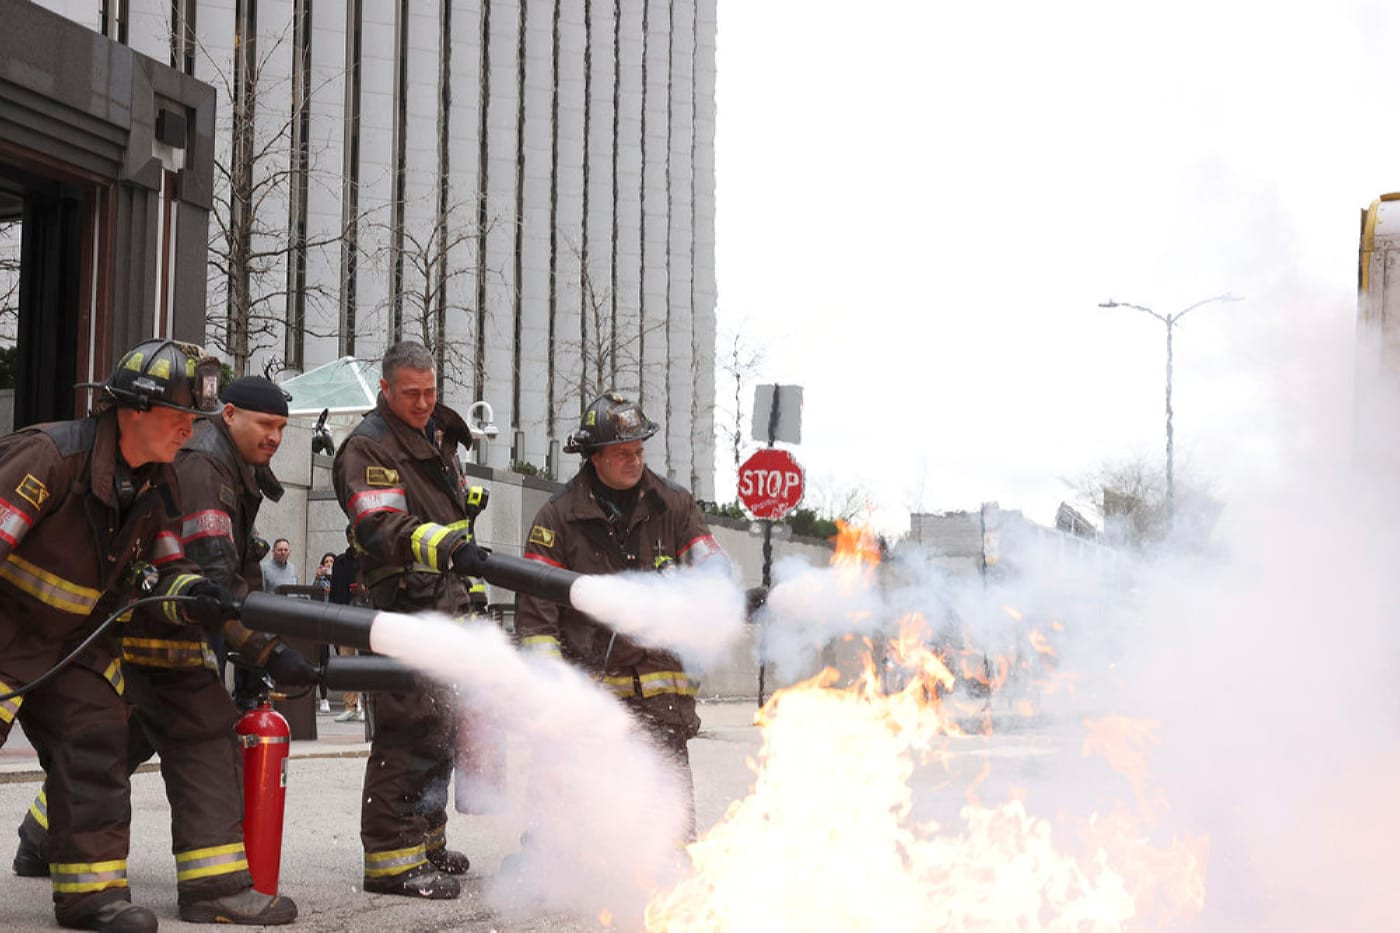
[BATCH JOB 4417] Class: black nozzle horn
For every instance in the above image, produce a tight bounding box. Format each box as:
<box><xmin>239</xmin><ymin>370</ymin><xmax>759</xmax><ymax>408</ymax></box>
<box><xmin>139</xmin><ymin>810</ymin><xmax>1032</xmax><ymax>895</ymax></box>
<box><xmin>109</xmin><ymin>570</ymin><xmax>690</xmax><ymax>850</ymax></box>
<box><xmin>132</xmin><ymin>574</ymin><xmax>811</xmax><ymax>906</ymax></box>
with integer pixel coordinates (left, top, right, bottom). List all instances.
<box><xmin>478</xmin><ymin>550</ymin><xmax>580</xmax><ymax>606</ymax></box>
<box><xmin>240</xmin><ymin>591</ymin><xmax>380</xmax><ymax>650</ymax></box>
<box><xmin>322</xmin><ymin>654</ymin><xmax>426</xmax><ymax>691</ymax></box>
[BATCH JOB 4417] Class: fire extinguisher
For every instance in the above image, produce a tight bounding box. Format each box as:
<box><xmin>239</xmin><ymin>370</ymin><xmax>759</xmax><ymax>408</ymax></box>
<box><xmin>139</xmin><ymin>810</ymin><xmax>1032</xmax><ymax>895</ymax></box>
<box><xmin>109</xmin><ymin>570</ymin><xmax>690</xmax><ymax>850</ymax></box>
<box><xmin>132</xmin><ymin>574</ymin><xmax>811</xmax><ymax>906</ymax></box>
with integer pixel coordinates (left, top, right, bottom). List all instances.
<box><xmin>237</xmin><ymin>699</ymin><xmax>290</xmax><ymax>894</ymax></box>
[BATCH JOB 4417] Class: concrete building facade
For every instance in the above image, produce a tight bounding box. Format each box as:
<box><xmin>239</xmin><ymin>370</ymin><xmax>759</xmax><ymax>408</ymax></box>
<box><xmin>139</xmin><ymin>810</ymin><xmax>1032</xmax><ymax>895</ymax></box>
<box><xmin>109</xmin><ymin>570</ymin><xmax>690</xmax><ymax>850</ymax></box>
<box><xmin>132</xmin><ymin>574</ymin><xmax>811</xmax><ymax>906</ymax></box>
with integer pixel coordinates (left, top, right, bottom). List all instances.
<box><xmin>30</xmin><ymin>0</ymin><xmax>718</xmax><ymax>498</ymax></box>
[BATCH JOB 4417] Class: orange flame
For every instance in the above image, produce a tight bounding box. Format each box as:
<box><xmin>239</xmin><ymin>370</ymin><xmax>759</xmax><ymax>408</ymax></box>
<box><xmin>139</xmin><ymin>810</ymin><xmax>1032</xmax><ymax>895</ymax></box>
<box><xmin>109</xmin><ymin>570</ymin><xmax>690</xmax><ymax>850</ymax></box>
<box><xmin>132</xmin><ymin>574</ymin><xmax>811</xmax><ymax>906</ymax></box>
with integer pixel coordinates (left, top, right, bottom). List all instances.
<box><xmin>830</xmin><ymin>520</ymin><xmax>881</xmax><ymax>568</ymax></box>
<box><xmin>1083</xmin><ymin>715</ymin><xmax>1167</xmax><ymax>823</ymax></box>
<box><xmin>644</xmin><ymin>532</ymin><xmax>1208</xmax><ymax>930</ymax></box>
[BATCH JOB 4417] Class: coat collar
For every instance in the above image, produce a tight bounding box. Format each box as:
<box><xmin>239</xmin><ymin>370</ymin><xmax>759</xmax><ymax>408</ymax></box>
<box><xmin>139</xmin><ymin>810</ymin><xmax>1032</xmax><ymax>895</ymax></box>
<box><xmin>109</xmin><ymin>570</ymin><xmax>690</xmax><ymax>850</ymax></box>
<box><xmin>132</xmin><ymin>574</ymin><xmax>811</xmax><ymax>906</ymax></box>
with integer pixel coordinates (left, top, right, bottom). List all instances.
<box><xmin>201</xmin><ymin>416</ymin><xmax>284</xmax><ymax>502</ymax></box>
<box><xmin>563</xmin><ymin>462</ymin><xmax>669</xmax><ymax>524</ymax></box>
<box><xmin>373</xmin><ymin>393</ymin><xmax>473</xmax><ymax>460</ymax></box>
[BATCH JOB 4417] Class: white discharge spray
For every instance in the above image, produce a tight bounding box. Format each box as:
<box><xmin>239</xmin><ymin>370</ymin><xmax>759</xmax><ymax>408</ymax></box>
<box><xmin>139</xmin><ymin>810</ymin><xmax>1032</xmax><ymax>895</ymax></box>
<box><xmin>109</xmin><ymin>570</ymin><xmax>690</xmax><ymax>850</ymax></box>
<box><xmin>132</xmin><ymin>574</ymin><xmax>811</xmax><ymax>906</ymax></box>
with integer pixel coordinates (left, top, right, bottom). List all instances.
<box><xmin>367</xmin><ymin>611</ymin><xmax>690</xmax><ymax>924</ymax></box>
<box><xmin>569</xmin><ymin>563</ymin><xmax>747</xmax><ymax>671</ymax></box>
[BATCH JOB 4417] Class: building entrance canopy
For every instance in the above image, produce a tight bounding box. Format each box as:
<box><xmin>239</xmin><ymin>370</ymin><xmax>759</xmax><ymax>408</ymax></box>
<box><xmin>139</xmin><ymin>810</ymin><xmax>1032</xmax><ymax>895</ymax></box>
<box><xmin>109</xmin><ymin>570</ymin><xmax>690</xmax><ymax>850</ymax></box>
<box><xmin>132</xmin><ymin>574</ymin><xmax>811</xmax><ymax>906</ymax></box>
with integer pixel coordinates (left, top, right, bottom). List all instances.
<box><xmin>280</xmin><ymin>356</ymin><xmax>381</xmax><ymax>416</ymax></box>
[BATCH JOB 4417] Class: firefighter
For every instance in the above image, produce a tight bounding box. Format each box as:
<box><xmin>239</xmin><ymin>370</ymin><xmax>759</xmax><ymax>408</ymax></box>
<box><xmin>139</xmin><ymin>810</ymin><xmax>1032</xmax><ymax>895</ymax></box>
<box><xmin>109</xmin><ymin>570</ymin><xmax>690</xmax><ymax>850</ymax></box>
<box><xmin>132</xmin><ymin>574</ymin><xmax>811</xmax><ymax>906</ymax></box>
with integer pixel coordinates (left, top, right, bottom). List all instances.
<box><xmin>0</xmin><ymin>339</ymin><xmax>240</xmax><ymax>932</ymax></box>
<box><xmin>515</xmin><ymin>391</ymin><xmax>728</xmax><ymax>840</ymax></box>
<box><xmin>12</xmin><ymin>376</ymin><xmax>310</xmax><ymax>925</ymax></box>
<box><xmin>331</xmin><ymin>340</ymin><xmax>487</xmax><ymax>899</ymax></box>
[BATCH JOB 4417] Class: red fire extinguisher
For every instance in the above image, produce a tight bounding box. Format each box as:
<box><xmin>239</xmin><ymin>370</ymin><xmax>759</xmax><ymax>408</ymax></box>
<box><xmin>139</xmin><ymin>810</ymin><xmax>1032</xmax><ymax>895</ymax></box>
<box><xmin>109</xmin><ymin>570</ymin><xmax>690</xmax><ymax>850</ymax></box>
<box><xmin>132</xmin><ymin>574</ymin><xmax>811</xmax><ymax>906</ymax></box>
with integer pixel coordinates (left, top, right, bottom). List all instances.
<box><xmin>237</xmin><ymin>699</ymin><xmax>290</xmax><ymax>894</ymax></box>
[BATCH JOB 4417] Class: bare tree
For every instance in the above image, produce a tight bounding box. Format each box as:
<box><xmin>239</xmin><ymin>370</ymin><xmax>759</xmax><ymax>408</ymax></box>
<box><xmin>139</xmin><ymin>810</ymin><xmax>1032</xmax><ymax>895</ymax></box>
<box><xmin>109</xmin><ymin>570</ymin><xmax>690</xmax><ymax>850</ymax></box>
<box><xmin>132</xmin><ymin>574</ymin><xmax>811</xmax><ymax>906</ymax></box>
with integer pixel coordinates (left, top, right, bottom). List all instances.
<box><xmin>1068</xmin><ymin>457</ymin><xmax>1217</xmax><ymax>550</ymax></box>
<box><xmin>369</xmin><ymin>196</ymin><xmax>494</xmax><ymax>392</ymax></box>
<box><xmin>558</xmin><ymin>241</ymin><xmax>667</xmax><ymax>413</ymax></box>
<box><xmin>0</xmin><ymin>220</ymin><xmax>18</xmax><ymax>344</ymax></box>
<box><xmin>198</xmin><ymin>14</ymin><xmax>351</xmax><ymax>375</ymax></box>
<box><xmin>715</xmin><ymin>319</ymin><xmax>767</xmax><ymax>471</ymax></box>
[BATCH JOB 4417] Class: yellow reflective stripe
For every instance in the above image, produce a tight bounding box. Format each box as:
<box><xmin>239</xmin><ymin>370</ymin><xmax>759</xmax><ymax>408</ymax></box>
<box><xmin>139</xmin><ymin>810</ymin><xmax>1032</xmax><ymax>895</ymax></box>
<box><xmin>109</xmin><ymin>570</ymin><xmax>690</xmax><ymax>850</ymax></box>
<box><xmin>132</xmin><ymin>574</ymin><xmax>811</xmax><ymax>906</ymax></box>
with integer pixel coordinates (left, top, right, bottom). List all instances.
<box><xmin>175</xmin><ymin>843</ymin><xmax>248</xmax><ymax>881</ymax></box>
<box><xmin>425</xmin><ymin>825</ymin><xmax>446</xmax><ymax>850</ymax></box>
<box><xmin>0</xmin><ymin>553</ymin><xmax>100</xmax><ymax>615</ymax></box>
<box><xmin>364</xmin><ymin>843</ymin><xmax>428</xmax><ymax>877</ymax></box>
<box><xmin>600</xmin><ymin>675</ymin><xmax>635</xmax><ymax>697</ymax></box>
<box><xmin>637</xmin><ymin>670</ymin><xmax>697</xmax><ymax>697</ymax></box>
<box><xmin>522</xmin><ymin>635</ymin><xmax>563</xmax><ymax>659</ymax></box>
<box><xmin>102</xmin><ymin>659</ymin><xmax>124</xmax><ymax>697</ymax></box>
<box><xmin>409</xmin><ymin>523</ymin><xmax>454</xmax><ymax>572</ymax></box>
<box><xmin>0</xmin><ymin>678</ymin><xmax>21</xmax><ymax>724</ymax></box>
<box><xmin>121</xmin><ymin>637</ymin><xmax>209</xmax><ymax>668</ymax></box>
<box><xmin>29</xmin><ymin>789</ymin><xmax>47</xmax><ymax>829</ymax></box>
<box><xmin>50</xmin><ymin>859</ymin><xmax>128</xmax><ymax>893</ymax></box>
<box><xmin>162</xmin><ymin>574</ymin><xmax>203</xmax><ymax>623</ymax></box>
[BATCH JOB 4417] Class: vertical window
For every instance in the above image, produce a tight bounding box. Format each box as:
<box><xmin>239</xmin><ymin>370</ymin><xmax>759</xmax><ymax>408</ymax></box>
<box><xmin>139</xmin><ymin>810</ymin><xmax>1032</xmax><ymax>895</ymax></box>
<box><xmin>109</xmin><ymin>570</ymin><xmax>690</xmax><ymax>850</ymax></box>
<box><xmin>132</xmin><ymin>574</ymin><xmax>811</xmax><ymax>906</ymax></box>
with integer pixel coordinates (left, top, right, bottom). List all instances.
<box><xmin>388</xmin><ymin>0</ymin><xmax>410</xmax><ymax>342</ymax></box>
<box><xmin>340</xmin><ymin>0</ymin><xmax>362</xmax><ymax>356</ymax></box>
<box><xmin>101</xmin><ymin>0</ymin><xmax>130</xmax><ymax>44</ymax></box>
<box><xmin>285</xmin><ymin>0</ymin><xmax>312</xmax><ymax>369</ymax></box>
<box><xmin>512</xmin><ymin>0</ymin><xmax>526</xmax><ymax>430</ymax></box>
<box><xmin>170</xmin><ymin>0</ymin><xmax>198</xmax><ymax>74</ymax></box>
<box><xmin>227</xmin><ymin>0</ymin><xmax>257</xmax><ymax>373</ymax></box>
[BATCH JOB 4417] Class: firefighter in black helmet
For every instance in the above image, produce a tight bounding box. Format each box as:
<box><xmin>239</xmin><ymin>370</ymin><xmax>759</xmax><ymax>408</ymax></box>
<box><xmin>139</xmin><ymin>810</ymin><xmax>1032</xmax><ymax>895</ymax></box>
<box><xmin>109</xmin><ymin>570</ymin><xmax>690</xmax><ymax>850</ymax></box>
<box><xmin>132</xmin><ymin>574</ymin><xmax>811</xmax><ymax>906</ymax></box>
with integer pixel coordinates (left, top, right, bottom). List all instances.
<box><xmin>0</xmin><ymin>338</ymin><xmax>240</xmax><ymax>933</ymax></box>
<box><xmin>13</xmin><ymin>374</ymin><xmax>306</xmax><ymax>927</ymax></box>
<box><xmin>518</xmin><ymin>391</ymin><xmax>728</xmax><ymax>843</ymax></box>
<box><xmin>562</xmin><ymin>391</ymin><xmax>660</xmax><ymax>456</ymax></box>
<box><xmin>97</xmin><ymin>338</ymin><xmax>224</xmax><ymax>415</ymax></box>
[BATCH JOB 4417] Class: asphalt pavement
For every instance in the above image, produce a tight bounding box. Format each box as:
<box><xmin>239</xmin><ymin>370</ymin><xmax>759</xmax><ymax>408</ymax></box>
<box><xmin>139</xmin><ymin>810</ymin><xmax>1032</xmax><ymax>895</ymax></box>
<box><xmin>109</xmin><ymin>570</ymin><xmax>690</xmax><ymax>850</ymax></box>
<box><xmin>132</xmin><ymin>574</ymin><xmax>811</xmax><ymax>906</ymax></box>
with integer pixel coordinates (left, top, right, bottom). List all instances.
<box><xmin>0</xmin><ymin>695</ymin><xmax>1051</xmax><ymax>932</ymax></box>
<box><xmin>0</xmin><ymin>700</ymin><xmax>769</xmax><ymax>932</ymax></box>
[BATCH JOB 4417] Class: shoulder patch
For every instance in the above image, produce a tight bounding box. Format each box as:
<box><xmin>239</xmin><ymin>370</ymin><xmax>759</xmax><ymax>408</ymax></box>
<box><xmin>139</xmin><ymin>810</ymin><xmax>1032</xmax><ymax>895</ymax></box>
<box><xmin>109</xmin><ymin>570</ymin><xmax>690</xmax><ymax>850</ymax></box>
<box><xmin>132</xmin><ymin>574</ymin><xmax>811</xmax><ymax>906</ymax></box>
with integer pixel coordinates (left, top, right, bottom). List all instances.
<box><xmin>218</xmin><ymin>484</ymin><xmax>238</xmax><ymax>509</ymax></box>
<box><xmin>366</xmin><ymin>466</ymin><xmax>399</xmax><ymax>487</ymax></box>
<box><xmin>16</xmin><ymin>474</ymin><xmax>49</xmax><ymax>509</ymax></box>
<box><xmin>529</xmin><ymin>525</ymin><xmax>556</xmax><ymax>548</ymax></box>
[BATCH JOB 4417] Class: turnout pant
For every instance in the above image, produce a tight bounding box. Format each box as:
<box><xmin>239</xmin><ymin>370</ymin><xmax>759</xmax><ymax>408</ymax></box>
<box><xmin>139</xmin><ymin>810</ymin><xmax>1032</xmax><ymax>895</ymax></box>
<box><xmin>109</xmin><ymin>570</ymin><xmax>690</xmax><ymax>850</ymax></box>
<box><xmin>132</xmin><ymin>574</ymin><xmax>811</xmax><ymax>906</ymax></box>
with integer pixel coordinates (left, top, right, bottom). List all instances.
<box><xmin>11</xmin><ymin>663</ymin><xmax>135</xmax><ymax>925</ymax></box>
<box><xmin>361</xmin><ymin>681</ymin><xmax>457</xmax><ymax>879</ymax></box>
<box><xmin>131</xmin><ymin>666</ymin><xmax>252</xmax><ymax>902</ymax></box>
<box><xmin>18</xmin><ymin>666</ymin><xmax>252</xmax><ymax>904</ymax></box>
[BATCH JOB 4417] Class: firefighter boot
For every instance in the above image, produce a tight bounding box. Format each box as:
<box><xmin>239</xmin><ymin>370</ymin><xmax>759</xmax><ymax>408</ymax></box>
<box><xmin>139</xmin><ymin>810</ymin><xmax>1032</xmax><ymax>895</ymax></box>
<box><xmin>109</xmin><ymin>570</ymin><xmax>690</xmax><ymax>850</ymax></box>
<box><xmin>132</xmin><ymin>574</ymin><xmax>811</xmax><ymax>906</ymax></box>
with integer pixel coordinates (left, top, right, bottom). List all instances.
<box><xmin>57</xmin><ymin>898</ymin><xmax>158</xmax><ymax>933</ymax></box>
<box><xmin>426</xmin><ymin>846</ymin><xmax>470</xmax><ymax>875</ymax></box>
<box><xmin>178</xmin><ymin>886</ymin><xmax>298</xmax><ymax>925</ymax></box>
<box><xmin>13</xmin><ymin>828</ymin><xmax>49</xmax><ymax>877</ymax></box>
<box><xmin>363</xmin><ymin>865</ymin><xmax>460</xmax><ymax>899</ymax></box>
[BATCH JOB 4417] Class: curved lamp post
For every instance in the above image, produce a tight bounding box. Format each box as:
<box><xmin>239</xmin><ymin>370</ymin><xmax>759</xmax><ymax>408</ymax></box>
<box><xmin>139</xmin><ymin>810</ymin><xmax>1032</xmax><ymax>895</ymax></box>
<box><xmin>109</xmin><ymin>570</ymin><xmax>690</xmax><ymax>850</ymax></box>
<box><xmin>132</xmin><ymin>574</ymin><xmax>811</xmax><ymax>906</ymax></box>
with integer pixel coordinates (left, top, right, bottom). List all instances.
<box><xmin>1098</xmin><ymin>293</ymin><xmax>1241</xmax><ymax>524</ymax></box>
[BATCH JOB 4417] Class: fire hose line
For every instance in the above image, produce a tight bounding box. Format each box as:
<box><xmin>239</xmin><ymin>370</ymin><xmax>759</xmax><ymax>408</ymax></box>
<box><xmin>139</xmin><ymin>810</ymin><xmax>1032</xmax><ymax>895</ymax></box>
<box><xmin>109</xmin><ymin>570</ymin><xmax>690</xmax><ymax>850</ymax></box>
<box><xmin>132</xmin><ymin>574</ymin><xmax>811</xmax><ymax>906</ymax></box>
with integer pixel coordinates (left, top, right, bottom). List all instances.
<box><xmin>0</xmin><ymin>553</ymin><xmax>595</xmax><ymax>705</ymax></box>
<box><xmin>0</xmin><ymin>594</ymin><xmax>212</xmax><ymax>704</ymax></box>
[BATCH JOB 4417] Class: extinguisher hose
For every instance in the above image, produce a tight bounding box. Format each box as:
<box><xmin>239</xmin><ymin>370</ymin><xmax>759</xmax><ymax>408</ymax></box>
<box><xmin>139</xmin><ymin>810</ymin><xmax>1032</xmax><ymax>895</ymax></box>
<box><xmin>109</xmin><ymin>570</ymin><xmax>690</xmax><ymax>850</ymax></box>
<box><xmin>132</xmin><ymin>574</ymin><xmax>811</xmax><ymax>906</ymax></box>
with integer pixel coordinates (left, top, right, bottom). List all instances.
<box><xmin>0</xmin><ymin>594</ymin><xmax>207</xmax><ymax>703</ymax></box>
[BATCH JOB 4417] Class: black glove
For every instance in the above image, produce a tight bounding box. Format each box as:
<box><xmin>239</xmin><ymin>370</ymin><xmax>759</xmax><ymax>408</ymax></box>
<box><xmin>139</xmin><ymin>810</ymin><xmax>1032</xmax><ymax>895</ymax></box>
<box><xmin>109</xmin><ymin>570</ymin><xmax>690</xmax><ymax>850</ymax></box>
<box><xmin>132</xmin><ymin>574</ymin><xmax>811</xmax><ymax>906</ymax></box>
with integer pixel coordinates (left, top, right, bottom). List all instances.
<box><xmin>263</xmin><ymin>642</ymin><xmax>319</xmax><ymax>686</ymax></box>
<box><xmin>184</xmin><ymin>578</ymin><xmax>238</xmax><ymax>625</ymax></box>
<box><xmin>450</xmin><ymin>540</ymin><xmax>490</xmax><ymax>577</ymax></box>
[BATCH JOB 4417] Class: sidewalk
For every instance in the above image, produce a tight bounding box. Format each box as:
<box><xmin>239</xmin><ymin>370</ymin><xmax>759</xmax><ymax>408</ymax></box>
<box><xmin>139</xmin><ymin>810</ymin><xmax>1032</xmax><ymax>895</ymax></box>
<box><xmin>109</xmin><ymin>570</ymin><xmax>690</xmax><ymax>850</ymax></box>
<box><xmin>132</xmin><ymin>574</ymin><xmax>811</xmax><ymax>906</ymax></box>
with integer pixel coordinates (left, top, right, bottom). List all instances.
<box><xmin>0</xmin><ymin>702</ymin><xmax>374</xmax><ymax>784</ymax></box>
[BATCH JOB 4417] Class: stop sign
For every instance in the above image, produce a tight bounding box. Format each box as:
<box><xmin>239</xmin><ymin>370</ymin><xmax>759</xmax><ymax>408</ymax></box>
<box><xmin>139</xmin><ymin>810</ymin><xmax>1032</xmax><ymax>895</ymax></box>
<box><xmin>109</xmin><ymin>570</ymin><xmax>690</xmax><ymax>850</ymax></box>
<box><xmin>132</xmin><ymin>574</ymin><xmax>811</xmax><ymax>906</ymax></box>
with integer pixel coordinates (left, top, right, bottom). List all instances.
<box><xmin>738</xmin><ymin>448</ymin><xmax>804</xmax><ymax>520</ymax></box>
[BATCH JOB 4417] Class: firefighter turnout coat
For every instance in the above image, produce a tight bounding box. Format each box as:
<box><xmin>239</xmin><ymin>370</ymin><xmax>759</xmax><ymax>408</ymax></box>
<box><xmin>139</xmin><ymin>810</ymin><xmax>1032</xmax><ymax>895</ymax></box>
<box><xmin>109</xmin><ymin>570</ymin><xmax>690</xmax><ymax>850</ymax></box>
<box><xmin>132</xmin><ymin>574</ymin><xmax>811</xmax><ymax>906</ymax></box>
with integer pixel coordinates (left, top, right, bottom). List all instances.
<box><xmin>515</xmin><ymin>462</ymin><xmax>726</xmax><ymax>739</ymax></box>
<box><xmin>332</xmin><ymin>394</ymin><xmax>478</xmax><ymax>879</ymax></box>
<box><xmin>113</xmin><ymin>415</ymin><xmax>288</xmax><ymax>899</ymax></box>
<box><xmin>0</xmin><ymin>410</ymin><xmax>204</xmax><ymax>917</ymax></box>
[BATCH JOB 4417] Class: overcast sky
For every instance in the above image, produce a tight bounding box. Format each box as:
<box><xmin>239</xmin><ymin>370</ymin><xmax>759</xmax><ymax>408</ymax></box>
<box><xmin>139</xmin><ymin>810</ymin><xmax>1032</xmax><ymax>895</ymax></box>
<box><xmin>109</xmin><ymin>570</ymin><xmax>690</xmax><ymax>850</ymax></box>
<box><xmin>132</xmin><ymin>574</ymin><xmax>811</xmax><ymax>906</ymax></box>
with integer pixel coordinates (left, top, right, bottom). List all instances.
<box><xmin>711</xmin><ymin>1</ymin><xmax>1398</xmax><ymax>535</ymax></box>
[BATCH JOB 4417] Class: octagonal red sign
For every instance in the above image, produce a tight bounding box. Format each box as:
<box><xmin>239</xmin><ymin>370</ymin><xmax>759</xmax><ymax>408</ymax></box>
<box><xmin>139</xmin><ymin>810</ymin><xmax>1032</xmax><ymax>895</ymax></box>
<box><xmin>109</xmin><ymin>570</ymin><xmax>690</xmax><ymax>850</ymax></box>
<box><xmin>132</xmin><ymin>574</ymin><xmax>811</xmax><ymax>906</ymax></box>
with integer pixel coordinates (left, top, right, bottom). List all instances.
<box><xmin>738</xmin><ymin>448</ymin><xmax>804</xmax><ymax>520</ymax></box>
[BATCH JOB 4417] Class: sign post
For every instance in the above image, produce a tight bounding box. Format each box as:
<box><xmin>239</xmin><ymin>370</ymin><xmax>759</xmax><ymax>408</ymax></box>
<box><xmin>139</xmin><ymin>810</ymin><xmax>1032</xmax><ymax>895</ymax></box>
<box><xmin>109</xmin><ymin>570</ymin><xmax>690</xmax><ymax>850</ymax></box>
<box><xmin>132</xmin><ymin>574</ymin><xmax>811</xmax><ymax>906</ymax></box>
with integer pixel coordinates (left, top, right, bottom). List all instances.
<box><xmin>739</xmin><ymin>446</ymin><xmax>803</xmax><ymax>707</ymax></box>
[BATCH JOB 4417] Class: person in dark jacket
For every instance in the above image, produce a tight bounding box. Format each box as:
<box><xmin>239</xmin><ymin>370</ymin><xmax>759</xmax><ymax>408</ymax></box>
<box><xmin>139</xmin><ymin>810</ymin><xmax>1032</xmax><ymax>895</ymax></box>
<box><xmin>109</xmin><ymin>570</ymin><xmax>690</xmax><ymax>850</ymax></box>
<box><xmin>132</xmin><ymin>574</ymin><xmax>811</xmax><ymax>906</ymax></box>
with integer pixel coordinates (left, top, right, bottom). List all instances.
<box><xmin>515</xmin><ymin>392</ymin><xmax>728</xmax><ymax>841</ymax></box>
<box><xmin>11</xmin><ymin>376</ymin><xmax>311</xmax><ymax>926</ymax></box>
<box><xmin>331</xmin><ymin>340</ymin><xmax>487</xmax><ymax>900</ymax></box>
<box><xmin>0</xmin><ymin>339</ymin><xmax>241</xmax><ymax>933</ymax></box>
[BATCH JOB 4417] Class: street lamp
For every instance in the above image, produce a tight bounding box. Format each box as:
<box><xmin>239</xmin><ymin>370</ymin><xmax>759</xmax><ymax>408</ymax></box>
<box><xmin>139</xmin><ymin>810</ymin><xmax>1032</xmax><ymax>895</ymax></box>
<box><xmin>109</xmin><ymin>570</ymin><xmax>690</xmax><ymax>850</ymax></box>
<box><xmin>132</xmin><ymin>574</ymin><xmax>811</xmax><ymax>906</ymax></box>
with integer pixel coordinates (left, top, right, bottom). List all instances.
<box><xmin>1098</xmin><ymin>292</ymin><xmax>1241</xmax><ymax>525</ymax></box>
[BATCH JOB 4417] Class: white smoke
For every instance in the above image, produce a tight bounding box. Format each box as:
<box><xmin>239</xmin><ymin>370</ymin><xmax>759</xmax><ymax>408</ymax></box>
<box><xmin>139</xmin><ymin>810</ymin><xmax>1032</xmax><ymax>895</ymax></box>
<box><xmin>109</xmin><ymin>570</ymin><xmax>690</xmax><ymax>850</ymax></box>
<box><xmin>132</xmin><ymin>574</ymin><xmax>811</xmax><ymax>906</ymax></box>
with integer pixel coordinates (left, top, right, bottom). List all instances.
<box><xmin>731</xmin><ymin>299</ymin><xmax>1400</xmax><ymax>929</ymax></box>
<box><xmin>569</xmin><ymin>562</ymin><xmax>748</xmax><ymax>672</ymax></box>
<box><xmin>368</xmin><ymin>613</ymin><xmax>688</xmax><ymax>925</ymax></box>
